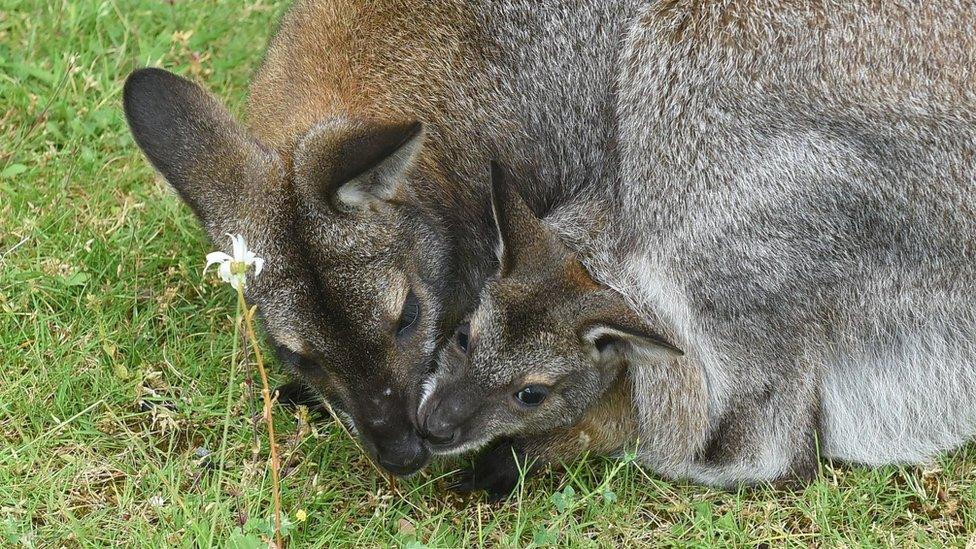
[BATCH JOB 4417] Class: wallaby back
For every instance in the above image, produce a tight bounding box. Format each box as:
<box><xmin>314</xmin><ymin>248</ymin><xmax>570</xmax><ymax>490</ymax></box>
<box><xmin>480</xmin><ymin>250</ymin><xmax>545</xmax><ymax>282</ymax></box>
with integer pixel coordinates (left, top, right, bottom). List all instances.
<box><xmin>600</xmin><ymin>0</ymin><xmax>976</xmax><ymax>484</ymax></box>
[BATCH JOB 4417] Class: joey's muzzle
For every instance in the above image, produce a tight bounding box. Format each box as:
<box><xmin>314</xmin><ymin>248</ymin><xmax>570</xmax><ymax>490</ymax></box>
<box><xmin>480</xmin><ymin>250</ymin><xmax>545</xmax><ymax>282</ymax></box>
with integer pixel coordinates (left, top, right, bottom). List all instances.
<box><xmin>417</xmin><ymin>384</ymin><xmax>479</xmax><ymax>451</ymax></box>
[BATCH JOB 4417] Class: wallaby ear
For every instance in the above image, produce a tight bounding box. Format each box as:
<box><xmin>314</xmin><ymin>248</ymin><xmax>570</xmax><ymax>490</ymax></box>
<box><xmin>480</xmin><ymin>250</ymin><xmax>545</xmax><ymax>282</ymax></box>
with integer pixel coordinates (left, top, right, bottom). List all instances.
<box><xmin>123</xmin><ymin>68</ymin><xmax>281</xmax><ymax>235</ymax></box>
<box><xmin>582</xmin><ymin>322</ymin><xmax>683</xmax><ymax>366</ymax></box>
<box><xmin>294</xmin><ymin>118</ymin><xmax>424</xmax><ymax>211</ymax></box>
<box><xmin>489</xmin><ymin>161</ymin><xmax>550</xmax><ymax>276</ymax></box>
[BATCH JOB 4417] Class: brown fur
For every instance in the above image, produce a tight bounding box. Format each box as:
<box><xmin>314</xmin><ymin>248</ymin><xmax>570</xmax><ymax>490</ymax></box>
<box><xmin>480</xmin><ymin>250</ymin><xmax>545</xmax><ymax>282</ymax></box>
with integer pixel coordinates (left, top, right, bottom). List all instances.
<box><xmin>124</xmin><ymin>0</ymin><xmax>637</xmax><ymax>476</ymax></box>
<box><xmin>524</xmin><ymin>372</ymin><xmax>639</xmax><ymax>462</ymax></box>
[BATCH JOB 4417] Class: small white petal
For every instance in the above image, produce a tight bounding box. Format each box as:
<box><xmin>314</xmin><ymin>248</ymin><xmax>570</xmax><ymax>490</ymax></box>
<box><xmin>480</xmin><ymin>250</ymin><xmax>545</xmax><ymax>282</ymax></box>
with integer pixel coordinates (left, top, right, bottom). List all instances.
<box><xmin>230</xmin><ymin>234</ymin><xmax>248</xmax><ymax>262</ymax></box>
<box><xmin>218</xmin><ymin>261</ymin><xmax>233</xmax><ymax>283</ymax></box>
<box><xmin>204</xmin><ymin>251</ymin><xmax>232</xmax><ymax>274</ymax></box>
<box><xmin>242</xmin><ymin>250</ymin><xmax>256</xmax><ymax>265</ymax></box>
<box><xmin>207</xmin><ymin>234</ymin><xmax>265</xmax><ymax>289</ymax></box>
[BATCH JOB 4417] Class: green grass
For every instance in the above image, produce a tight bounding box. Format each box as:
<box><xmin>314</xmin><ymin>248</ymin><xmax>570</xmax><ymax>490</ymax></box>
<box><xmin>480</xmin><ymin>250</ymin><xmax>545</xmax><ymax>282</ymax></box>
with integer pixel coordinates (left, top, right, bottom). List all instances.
<box><xmin>2</xmin><ymin>0</ymin><xmax>975</xmax><ymax>546</ymax></box>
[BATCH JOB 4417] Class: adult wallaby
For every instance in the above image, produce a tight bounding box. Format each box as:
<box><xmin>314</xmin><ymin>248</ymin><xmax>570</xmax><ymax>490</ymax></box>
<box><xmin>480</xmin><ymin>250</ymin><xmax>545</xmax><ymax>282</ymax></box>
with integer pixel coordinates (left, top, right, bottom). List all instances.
<box><xmin>423</xmin><ymin>0</ymin><xmax>976</xmax><ymax>492</ymax></box>
<box><xmin>122</xmin><ymin>0</ymin><xmax>636</xmax><ymax>477</ymax></box>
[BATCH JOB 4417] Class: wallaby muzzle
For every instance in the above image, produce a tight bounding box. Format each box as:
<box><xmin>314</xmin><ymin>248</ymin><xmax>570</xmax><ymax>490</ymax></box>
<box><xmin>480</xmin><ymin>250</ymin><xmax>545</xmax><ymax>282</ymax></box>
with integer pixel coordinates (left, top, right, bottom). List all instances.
<box><xmin>417</xmin><ymin>383</ymin><xmax>480</xmax><ymax>451</ymax></box>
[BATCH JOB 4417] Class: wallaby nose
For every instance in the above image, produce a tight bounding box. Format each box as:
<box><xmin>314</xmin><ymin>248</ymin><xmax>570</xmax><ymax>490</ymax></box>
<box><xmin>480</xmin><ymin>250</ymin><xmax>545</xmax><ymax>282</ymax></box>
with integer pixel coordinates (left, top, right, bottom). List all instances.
<box><xmin>375</xmin><ymin>432</ymin><xmax>430</xmax><ymax>476</ymax></box>
<box><xmin>419</xmin><ymin>394</ymin><xmax>462</xmax><ymax>448</ymax></box>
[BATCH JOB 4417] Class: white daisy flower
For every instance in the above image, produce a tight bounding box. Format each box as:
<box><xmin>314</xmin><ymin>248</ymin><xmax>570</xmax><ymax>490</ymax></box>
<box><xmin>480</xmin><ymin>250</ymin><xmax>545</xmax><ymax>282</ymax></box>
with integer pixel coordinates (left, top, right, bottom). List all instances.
<box><xmin>204</xmin><ymin>234</ymin><xmax>264</xmax><ymax>290</ymax></box>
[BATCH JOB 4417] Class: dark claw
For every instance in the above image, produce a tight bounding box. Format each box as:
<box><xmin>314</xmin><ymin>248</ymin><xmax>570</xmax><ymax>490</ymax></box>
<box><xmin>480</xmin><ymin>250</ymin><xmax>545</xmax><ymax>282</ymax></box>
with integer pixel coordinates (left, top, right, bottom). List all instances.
<box><xmin>447</xmin><ymin>468</ymin><xmax>476</xmax><ymax>493</ymax></box>
<box><xmin>274</xmin><ymin>379</ymin><xmax>336</xmax><ymax>419</ymax></box>
<box><xmin>275</xmin><ymin>380</ymin><xmax>321</xmax><ymax>408</ymax></box>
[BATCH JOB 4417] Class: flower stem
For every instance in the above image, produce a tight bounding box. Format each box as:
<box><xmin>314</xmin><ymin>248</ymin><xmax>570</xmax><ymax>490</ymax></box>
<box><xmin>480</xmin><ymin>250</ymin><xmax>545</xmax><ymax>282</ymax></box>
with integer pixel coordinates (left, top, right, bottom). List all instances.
<box><xmin>236</xmin><ymin>286</ymin><xmax>283</xmax><ymax>548</ymax></box>
<box><xmin>209</xmin><ymin>306</ymin><xmax>241</xmax><ymax>548</ymax></box>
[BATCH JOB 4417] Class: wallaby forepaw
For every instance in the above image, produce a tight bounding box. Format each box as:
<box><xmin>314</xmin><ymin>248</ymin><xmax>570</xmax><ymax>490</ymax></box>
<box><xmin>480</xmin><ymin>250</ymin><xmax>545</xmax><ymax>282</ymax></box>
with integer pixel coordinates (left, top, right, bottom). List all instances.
<box><xmin>448</xmin><ymin>440</ymin><xmax>529</xmax><ymax>502</ymax></box>
<box><xmin>448</xmin><ymin>464</ymin><xmax>520</xmax><ymax>502</ymax></box>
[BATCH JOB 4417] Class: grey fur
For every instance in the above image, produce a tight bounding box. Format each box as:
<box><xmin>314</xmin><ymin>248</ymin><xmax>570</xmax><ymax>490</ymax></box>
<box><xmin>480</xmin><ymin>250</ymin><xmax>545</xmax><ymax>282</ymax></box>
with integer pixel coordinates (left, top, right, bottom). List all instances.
<box><xmin>429</xmin><ymin>0</ymin><xmax>976</xmax><ymax>488</ymax></box>
<box><xmin>608</xmin><ymin>0</ymin><xmax>976</xmax><ymax>486</ymax></box>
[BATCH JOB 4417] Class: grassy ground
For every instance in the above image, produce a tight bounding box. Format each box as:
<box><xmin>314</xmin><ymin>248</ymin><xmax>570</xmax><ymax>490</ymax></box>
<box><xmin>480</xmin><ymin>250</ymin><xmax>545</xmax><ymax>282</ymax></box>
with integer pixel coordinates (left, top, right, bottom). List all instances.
<box><xmin>2</xmin><ymin>0</ymin><xmax>976</xmax><ymax>546</ymax></box>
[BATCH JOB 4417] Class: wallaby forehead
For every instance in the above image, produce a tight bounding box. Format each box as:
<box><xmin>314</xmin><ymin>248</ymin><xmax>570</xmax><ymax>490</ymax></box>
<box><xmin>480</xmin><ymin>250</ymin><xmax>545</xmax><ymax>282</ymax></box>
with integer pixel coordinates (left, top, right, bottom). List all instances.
<box><xmin>471</xmin><ymin>330</ymin><xmax>575</xmax><ymax>390</ymax></box>
<box><xmin>487</xmin><ymin>275</ymin><xmax>587</xmax><ymax>336</ymax></box>
<box><xmin>306</xmin><ymin>246</ymin><xmax>407</xmax><ymax>329</ymax></box>
<box><xmin>470</xmin><ymin>296</ymin><xmax>574</xmax><ymax>383</ymax></box>
<box><xmin>253</xmin><ymin>224</ymin><xmax>409</xmax><ymax>346</ymax></box>
<box><xmin>467</xmin><ymin>285</ymin><xmax>595</xmax><ymax>388</ymax></box>
<box><xmin>257</xmin><ymin>261</ymin><xmax>408</xmax><ymax>387</ymax></box>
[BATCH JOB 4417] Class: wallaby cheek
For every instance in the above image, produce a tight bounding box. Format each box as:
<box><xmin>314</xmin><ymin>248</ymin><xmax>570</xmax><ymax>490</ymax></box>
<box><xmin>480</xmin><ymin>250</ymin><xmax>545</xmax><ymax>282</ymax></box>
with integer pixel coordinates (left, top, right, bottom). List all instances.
<box><xmin>555</xmin><ymin>385</ymin><xmax>602</xmax><ymax>425</ymax></box>
<box><xmin>302</xmin><ymin>375</ymin><xmax>349</xmax><ymax>415</ymax></box>
<box><xmin>482</xmin><ymin>408</ymin><xmax>523</xmax><ymax>440</ymax></box>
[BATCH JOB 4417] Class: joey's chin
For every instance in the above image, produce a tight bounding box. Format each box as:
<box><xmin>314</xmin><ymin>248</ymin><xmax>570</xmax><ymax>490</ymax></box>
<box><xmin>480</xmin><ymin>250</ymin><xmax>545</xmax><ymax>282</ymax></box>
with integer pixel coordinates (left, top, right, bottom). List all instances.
<box><xmin>426</xmin><ymin>435</ymin><xmax>493</xmax><ymax>457</ymax></box>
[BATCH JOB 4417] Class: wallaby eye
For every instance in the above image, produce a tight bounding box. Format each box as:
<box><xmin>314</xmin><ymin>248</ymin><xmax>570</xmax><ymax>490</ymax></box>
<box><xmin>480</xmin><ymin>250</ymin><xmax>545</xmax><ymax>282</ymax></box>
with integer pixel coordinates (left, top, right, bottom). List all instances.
<box><xmin>514</xmin><ymin>385</ymin><xmax>549</xmax><ymax>407</ymax></box>
<box><xmin>455</xmin><ymin>322</ymin><xmax>470</xmax><ymax>352</ymax></box>
<box><xmin>396</xmin><ymin>291</ymin><xmax>420</xmax><ymax>336</ymax></box>
<box><xmin>593</xmin><ymin>334</ymin><xmax>616</xmax><ymax>354</ymax></box>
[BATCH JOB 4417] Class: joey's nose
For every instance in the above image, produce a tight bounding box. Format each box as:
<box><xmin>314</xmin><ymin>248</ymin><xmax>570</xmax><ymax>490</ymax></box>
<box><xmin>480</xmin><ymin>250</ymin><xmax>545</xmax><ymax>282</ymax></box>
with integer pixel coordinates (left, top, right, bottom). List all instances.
<box><xmin>419</xmin><ymin>395</ymin><xmax>462</xmax><ymax>447</ymax></box>
<box><xmin>421</xmin><ymin>421</ymin><xmax>456</xmax><ymax>446</ymax></box>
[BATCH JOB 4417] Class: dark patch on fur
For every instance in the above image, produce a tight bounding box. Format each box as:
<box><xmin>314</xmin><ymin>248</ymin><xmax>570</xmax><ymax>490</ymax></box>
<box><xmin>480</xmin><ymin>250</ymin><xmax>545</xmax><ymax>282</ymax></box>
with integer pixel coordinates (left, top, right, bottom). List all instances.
<box><xmin>450</xmin><ymin>438</ymin><xmax>538</xmax><ymax>502</ymax></box>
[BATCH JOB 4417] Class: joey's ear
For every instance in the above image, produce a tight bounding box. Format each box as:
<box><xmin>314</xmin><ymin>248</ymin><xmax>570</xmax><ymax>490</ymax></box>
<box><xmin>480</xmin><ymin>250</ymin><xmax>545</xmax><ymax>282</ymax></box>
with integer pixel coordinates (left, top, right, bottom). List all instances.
<box><xmin>123</xmin><ymin>68</ymin><xmax>281</xmax><ymax>235</ymax></box>
<box><xmin>294</xmin><ymin>118</ymin><xmax>424</xmax><ymax>211</ymax></box>
<box><xmin>489</xmin><ymin>161</ymin><xmax>551</xmax><ymax>275</ymax></box>
<box><xmin>582</xmin><ymin>323</ymin><xmax>683</xmax><ymax>366</ymax></box>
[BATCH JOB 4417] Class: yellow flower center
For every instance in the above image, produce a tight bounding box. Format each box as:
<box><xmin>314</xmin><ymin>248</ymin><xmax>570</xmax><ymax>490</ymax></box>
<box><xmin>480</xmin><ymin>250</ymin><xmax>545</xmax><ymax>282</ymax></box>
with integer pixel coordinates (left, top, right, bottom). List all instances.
<box><xmin>229</xmin><ymin>261</ymin><xmax>248</xmax><ymax>276</ymax></box>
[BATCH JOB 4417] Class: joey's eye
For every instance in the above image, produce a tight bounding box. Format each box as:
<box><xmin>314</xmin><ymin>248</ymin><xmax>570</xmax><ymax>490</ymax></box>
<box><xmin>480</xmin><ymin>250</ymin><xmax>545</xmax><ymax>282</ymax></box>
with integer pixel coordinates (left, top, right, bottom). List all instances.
<box><xmin>514</xmin><ymin>385</ymin><xmax>549</xmax><ymax>407</ymax></box>
<box><xmin>455</xmin><ymin>322</ymin><xmax>470</xmax><ymax>352</ymax></box>
<box><xmin>397</xmin><ymin>291</ymin><xmax>420</xmax><ymax>336</ymax></box>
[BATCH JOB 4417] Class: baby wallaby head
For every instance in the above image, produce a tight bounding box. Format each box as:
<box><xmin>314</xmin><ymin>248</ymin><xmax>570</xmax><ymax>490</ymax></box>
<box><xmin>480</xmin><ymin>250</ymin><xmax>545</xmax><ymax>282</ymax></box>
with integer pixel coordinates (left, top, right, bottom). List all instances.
<box><xmin>417</xmin><ymin>163</ymin><xmax>682</xmax><ymax>455</ymax></box>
